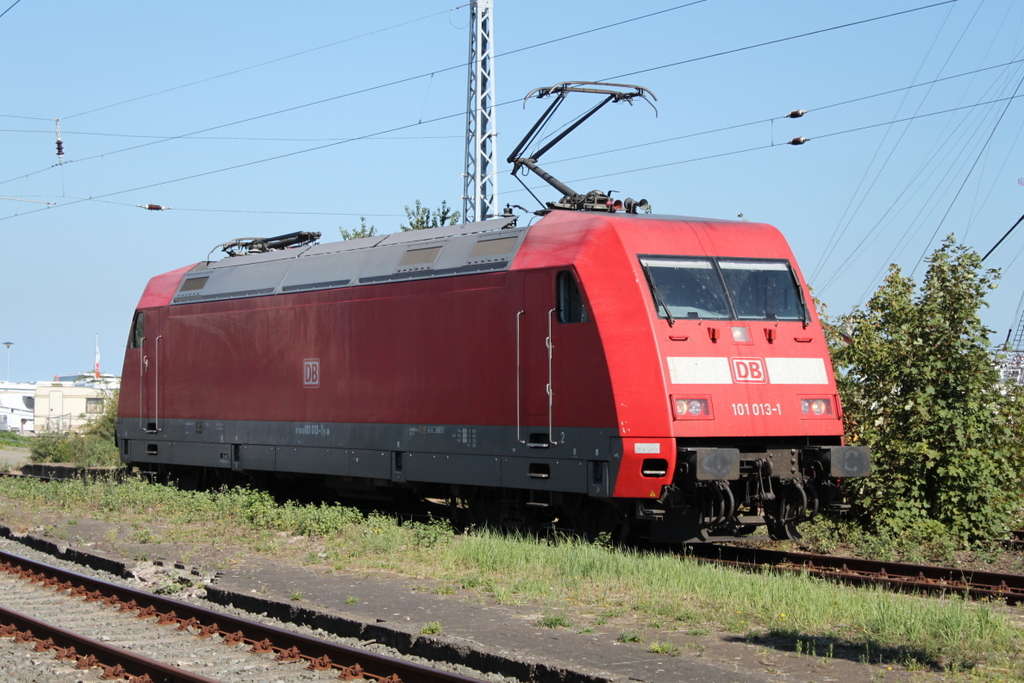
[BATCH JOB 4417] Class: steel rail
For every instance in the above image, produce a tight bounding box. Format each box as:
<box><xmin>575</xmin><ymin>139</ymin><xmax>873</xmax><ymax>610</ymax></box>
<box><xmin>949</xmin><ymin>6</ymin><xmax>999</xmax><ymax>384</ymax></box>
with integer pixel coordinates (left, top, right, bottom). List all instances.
<box><xmin>0</xmin><ymin>549</ymin><xmax>485</xmax><ymax>683</ymax></box>
<box><xmin>687</xmin><ymin>545</ymin><xmax>1024</xmax><ymax>605</ymax></box>
<box><xmin>0</xmin><ymin>603</ymin><xmax>219</xmax><ymax>683</ymax></box>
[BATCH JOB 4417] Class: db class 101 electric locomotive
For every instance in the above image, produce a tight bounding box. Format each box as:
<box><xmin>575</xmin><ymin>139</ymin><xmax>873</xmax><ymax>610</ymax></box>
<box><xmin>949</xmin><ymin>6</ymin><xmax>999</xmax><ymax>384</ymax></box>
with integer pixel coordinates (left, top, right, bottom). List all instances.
<box><xmin>116</xmin><ymin>82</ymin><xmax>870</xmax><ymax>542</ymax></box>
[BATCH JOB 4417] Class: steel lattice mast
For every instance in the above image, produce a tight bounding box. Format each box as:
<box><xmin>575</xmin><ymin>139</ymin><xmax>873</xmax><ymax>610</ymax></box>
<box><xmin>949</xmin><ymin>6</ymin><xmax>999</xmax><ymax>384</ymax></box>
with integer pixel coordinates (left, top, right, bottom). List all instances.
<box><xmin>462</xmin><ymin>0</ymin><xmax>498</xmax><ymax>223</ymax></box>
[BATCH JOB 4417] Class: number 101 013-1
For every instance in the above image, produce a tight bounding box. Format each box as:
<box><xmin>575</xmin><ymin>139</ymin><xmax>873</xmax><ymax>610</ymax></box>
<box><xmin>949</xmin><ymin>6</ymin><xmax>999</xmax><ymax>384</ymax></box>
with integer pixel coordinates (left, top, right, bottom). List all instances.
<box><xmin>731</xmin><ymin>403</ymin><xmax>781</xmax><ymax>416</ymax></box>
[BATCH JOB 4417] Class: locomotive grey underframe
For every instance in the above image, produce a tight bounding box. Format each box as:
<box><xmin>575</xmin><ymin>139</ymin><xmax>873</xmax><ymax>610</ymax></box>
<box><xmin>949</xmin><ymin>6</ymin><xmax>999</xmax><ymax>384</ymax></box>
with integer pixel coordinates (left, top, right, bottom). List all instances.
<box><xmin>117</xmin><ymin>417</ymin><xmax>855</xmax><ymax>506</ymax></box>
<box><xmin>117</xmin><ymin>419</ymin><xmax>622</xmax><ymax>497</ymax></box>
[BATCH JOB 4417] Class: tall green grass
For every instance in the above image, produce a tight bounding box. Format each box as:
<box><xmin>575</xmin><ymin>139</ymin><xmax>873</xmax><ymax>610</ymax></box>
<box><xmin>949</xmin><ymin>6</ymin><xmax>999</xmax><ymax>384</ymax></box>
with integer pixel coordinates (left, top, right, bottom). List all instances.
<box><xmin>0</xmin><ymin>476</ymin><xmax>1019</xmax><ymax>676</ymax></box>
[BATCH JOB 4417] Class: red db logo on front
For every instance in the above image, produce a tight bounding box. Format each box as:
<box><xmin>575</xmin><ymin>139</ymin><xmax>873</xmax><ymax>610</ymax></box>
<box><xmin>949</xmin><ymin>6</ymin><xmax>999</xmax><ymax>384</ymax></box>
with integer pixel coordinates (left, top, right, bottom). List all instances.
<box><xmin>731</xmin><ymin>358</ymin><xmax>767</xmax><ymax>383</ymax></box>
<box><xmin>303</xmin><ymin>359</ymin><xmax>320</xmax><ymax>388</ymax></box>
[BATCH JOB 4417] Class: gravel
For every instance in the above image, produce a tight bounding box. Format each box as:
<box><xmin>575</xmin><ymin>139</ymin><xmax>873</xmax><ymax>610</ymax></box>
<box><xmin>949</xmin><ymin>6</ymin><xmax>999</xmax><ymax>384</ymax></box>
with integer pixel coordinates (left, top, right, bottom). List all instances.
<box><xmin>0</xmin><ymin>535</ymin><xmax>518</xmax><ymax>683</ymax></box>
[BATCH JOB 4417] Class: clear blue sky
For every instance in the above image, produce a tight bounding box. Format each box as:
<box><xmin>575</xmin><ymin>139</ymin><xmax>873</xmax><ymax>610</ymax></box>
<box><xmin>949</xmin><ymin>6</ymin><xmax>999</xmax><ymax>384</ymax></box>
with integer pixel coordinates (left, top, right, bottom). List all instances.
<box><xmin>2</xmin><ymin>0</ymin><xmax>1023</xmax><ymax>382</ymax></box>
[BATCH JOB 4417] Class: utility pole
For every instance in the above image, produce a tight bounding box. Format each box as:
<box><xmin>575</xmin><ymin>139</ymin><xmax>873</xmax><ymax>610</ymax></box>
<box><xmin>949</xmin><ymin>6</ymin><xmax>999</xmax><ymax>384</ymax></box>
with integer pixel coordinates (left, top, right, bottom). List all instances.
<box><xmin>462</xmin><ymin>0</ymin><xmax>498</xmax><ymax>223</ymax></box>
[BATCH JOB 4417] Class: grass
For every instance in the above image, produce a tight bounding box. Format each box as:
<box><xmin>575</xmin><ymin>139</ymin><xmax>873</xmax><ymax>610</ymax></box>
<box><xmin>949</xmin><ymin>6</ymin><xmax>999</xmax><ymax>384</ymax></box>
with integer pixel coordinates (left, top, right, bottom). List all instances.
<box><xmin>537</xmin><ymin>614</ymin><xmax>572</xmax><ymax>629</ymax></box>
<box><xmin>0</xmin><ymin>431</ymin><xmax>32</xmax><ymax>449</ymax></box>
<box><xmin>648</xmin><ymin>641</ymin><xmax>680</xmax><ymax>656</ymax></box>
<box><xmin>0</xmin><ymin>476</ymin><xmax>1021</xmax><ymax>678</ymax></box>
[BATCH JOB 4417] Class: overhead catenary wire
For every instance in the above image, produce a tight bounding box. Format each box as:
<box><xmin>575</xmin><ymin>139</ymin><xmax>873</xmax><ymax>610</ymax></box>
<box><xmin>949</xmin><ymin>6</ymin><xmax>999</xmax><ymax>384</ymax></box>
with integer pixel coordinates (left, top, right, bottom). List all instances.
<box><xmin>982</xmin><ymin>212</ymin><xmax>1024</xmax><ymax>261</ymax></box>
<box><xmin>7</xmin><ymin>56</ymin><xmax>1017</xmax><ymax>169</ymax></box>
<box><xmin>819</xmin><ymin>61</ymin><xmax>1024</xmax><ymax>297</ymax></box>
<box><xmin>825</xmin><ymin>60</ymin><xmax>1024</xmax><ymax>301</ymax></box>
<box><xmin>0</xmin><ymin>129</ymin><xmax>464</xmax><ymax>142</ymax></box>
<box><xmin>0</xmin><ymin>1</ymin><xmax>948</xmax><ymax>191</ymax></box>
<box><xmin>809</xmin><ymin>0</ymin><xmax>962</xmax><ymax>286</ymax></box>
<box><xmin>805</xmin><ymin>39</ymin><xmax>1024</xmax><ymax>297</ymax></box>
<box><xmin>909</xmin><ymin>69</ymin><xmax>1024</xmax><ymax>275</ymax></box>
<box><xmin>0</xmin><ymin>0</ymin><xmax>21</xmax><ymax>20</ymax></box>
<box><xmin>0</xmin><ymin>2</ymin><xmax>707</xmax><ymax>189</ymax></box>
<box><xmin>59</xmin><ymin>4</ymin><xmax>472</xmax><ymax>121</ymax></box>
<box><xmin>604</xmin><ymin>0</ymin><xmax>956</xmax><ymax>81</ymax></box>
<box><xmin>7</xmin><ymin>74</ymin><xmax>1024</xmax><ymax>226</ymax></box>
<box><xmin>815</xmin><ymin>12</ymin><xmax>1024</xmax><ymax>302</ymax></box>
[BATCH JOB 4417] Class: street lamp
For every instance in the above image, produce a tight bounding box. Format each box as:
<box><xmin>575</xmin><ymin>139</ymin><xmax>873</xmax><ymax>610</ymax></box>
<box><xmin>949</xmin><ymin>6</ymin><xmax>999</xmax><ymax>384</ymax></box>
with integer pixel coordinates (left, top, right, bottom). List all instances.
<box><xmin>2</xmin><ymin>342</ymin><xmax>12</xmax><ymax>383</ymax></box>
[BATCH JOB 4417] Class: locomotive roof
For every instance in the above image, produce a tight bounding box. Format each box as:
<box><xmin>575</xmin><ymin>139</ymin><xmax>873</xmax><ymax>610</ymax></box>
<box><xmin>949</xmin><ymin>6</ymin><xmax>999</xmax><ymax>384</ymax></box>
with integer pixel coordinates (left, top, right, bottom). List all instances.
<box><xmin>167</xmin><ymin>216</ymin><xmax>523</xmax><ymax>306</ymax></box>
<box><xmin>138</xmin><ymin>212</ymin><xmax>787</xmax><ymax>309</ymax></box>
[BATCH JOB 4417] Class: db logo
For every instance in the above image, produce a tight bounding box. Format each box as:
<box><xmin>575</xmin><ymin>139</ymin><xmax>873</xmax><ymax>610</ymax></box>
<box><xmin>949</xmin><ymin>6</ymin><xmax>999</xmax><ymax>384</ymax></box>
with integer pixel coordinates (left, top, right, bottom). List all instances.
<box><xmin>303</xmin><ymin>358</ymin><xmax>320</xmax><ymax>388</ymax></box>
<box><xmin>731</xmin><ymin>358</ymin><xmax>767</xmax><ymax>383</ymax></box>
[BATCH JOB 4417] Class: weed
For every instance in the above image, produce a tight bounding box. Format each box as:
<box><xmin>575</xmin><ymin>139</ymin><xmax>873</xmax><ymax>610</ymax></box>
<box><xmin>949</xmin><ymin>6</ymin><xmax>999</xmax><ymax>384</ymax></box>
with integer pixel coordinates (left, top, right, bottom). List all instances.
<box><xmin>434</xmin><ymin>585</ymin><xmax>455</xmax><ymax>595</ymax></box>
<box><xmin>421</xmin><ymin>621</ymin><xmax>442</xmax><ymax>635</ymax></box>
<box><xmin>537</xmin><ymin>614</ymin><xmax>571</xmax><ymax>629</ymax></box>
<box><xmin>617</xmin><ymin>631</ymin><xmax>643</xmax><ymax>643</ymax></box>
<box><xmin>153</xmin><ymin>577</ymin><xmax>192</xmax><ymax>596</ymax></box>
<box><xmin>648</xmin><ymin>641</ymin><xmax>680</xmax><ymax>657</ymax></box>
<box><xmin>129</xmin><ymin>526</ymin><xmax>155</xmax><ymax>544</ymax></box>
<box><xmin>344</xmin><ymin>596</ymin><xmax>358</xmax><ymax>604</ymax></box>
<box><xmin>674</xmin><ymin>608</ymin><xmax>700</xmax><ymax>624</ymax></box>
<box><xmin>290</xmin><ymin>590</ymin><xmax>302</xmax><ymax>601</ymax></box>
<box><xmin>578</xmin><ymin>627</ymin><xmax>594</xmax><ymax>634</ymax></box>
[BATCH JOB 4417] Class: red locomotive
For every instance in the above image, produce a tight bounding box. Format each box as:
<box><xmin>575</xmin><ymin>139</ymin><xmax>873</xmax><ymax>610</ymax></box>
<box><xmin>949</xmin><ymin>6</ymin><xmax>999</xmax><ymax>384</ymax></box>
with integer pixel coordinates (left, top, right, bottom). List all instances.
<box><xmin>116</xmin><ymin>83</ymin><xmax>869</xmax><ymax>542</ymax></box>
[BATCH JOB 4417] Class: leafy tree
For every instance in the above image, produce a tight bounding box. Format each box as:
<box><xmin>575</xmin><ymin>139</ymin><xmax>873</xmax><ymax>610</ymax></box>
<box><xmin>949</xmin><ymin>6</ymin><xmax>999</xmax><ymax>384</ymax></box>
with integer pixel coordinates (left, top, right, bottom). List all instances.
<box><xmin>338</xmin><ymin>217</ymin><xmax>377</xmax><ymax>241</ymax></box>
<box><xmin>400</xmin><ymin>200</ymin><xmax>460</xmax><ymax>231</ymax></box>
<box><xmin>827</xmin><ymin>236</ymin><xmax>1024</xmax><ymax>542</ymax></box>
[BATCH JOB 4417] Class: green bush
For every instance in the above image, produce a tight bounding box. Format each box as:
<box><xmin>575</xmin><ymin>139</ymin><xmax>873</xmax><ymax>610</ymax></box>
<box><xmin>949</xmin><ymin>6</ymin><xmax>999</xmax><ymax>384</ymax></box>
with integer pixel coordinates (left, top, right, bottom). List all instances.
<box><xmin>29</xmin><ymin>431</ymin><xmax>118</xmax><ymax>467</ymax></box>
<box><xmin>828</xmin><ymin>237</ymin><xmax>1024</xmax><ymax>543</ymax></box>
<box><xmin>28</xmin><ymin>389</ymin><xmax>120</xmax><ymax>467</ymax></box>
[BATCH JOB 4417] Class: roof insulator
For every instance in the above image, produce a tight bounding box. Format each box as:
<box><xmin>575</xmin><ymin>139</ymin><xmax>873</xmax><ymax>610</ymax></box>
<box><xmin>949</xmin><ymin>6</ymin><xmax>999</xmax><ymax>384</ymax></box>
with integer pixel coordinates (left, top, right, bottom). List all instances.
<box><xmin>787</xmin><ymin>109</ymin><xmax>807</xmax><ymax>118</ymax></box>
<box><xmin>140</xmin><ymin>204</ymin><xmax>170</xmax><ymax>211</ymax></box>
<box><xmin>789</xmin><ymin>137</ymin><xmax>810</xmax><ymax>145</ymax></box>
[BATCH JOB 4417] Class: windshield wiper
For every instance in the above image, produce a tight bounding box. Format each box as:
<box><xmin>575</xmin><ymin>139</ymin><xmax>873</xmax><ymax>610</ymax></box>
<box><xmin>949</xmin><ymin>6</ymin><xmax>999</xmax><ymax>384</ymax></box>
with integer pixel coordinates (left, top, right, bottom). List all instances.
<box><xmin>641</xmin><ymin>263</ymin><xmax>675</xmax><ymax>327</ymax></box>
<box><xmin>791</xmin><ymin>272</ymin><xmax>811</xmax><ymax>328</ymax></box>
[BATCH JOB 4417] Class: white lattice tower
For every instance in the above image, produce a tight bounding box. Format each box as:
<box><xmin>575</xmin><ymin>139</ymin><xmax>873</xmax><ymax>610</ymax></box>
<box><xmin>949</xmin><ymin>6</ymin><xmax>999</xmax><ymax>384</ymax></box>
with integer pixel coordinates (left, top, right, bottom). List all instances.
<box><xmin>463</xmin><ymin>0</ymin><xmax>498</xmax><ymax>223</ymax></box>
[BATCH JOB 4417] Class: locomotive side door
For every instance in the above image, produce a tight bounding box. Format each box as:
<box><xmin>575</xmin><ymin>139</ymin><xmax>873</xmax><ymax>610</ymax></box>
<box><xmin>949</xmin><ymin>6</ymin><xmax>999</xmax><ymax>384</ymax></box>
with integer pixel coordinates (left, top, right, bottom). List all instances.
<box><xmin>520</xmin><ymin>271</ymin><xmax>556</xmax><ymax>446</ymax></box>
<box><xmin>130</xmin><ymin>310</ymin><xmax>162</xmax><ymax>433</ymax></box>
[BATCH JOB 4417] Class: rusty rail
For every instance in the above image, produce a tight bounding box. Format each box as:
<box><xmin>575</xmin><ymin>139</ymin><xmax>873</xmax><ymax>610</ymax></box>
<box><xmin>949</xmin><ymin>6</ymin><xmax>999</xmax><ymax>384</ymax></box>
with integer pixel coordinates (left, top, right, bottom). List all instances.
<box><xmin>686</xmin><ymin>545</ymin><xmax>1024</xmax><ymax>605</ymax></box>
<box><xmin>0</xmin><ymin>549</ymin><xmax>485</xmax><ymax>683</ymax></box>
<box><xmin>0</xmin><ymin>603</ymin><xmax>219</xmax><ymax>683</ymax></box>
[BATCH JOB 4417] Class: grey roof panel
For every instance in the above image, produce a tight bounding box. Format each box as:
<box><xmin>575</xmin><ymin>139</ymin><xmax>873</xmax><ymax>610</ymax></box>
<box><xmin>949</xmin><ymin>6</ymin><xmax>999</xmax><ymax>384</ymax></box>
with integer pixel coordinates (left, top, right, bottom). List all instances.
<box><xmin>171</xmin><ymin>217</ymin><xmax>524</xmax><ymax>305</ymax></box>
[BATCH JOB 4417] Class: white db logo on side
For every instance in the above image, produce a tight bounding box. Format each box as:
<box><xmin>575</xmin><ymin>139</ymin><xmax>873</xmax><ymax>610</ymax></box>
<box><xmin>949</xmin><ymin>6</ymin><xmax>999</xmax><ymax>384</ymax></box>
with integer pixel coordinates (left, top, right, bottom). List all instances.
<box><xmin>303</xmin><ymin>359</ymin><xmax>320</xmax><ymax>388</ymax></box>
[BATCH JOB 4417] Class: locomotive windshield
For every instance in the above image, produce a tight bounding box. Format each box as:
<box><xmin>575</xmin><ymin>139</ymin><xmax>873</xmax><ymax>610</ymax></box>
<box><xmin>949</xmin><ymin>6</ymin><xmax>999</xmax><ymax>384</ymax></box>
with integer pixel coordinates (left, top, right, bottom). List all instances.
<box><xmin>640</xmin><ymin>256</ymin><xmax>806</xmax><ymax>322</ymax></box>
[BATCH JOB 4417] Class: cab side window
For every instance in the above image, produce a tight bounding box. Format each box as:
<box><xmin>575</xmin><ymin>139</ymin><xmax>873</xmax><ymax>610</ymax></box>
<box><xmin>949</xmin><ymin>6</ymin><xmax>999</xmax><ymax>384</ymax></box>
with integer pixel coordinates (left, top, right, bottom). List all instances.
<box><xmin>129</xmin><ymin>312</ymin><xmax>145</xmax><ymax>349</ymax></box>
<box><xmin>557</xmin><ymin>271</ymin><xmax>589</xmax><ymax>323</ymax></box>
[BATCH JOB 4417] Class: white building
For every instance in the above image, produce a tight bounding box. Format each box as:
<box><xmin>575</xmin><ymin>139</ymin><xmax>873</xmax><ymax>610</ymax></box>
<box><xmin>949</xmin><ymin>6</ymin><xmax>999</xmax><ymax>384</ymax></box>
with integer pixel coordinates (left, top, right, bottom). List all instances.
<box><xmin>0</xmin><ymin>382</ymin><xmax>36</xmax><ymax>433</ymax></box>
<box><xmin>33</xmin><ymin>382</ymin><xmax>110</xmax><ymax>433</ymax></box>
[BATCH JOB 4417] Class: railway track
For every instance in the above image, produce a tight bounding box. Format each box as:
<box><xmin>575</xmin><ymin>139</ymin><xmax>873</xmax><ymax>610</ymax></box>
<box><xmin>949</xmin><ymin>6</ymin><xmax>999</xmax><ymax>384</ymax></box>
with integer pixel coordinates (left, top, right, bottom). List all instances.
<box><xmin>5</xmin><ymin>466</ymin><xmax>1024</xmax><ymax>611</ymax></box>
<box><xmin>0</xmin><ymin>548</ymin><xmax>486</xmax><ymax>683</ymax></box>
<box><xmin>687</xmin><ymin>544</ymin><xmax>1024</xmax><ymax>605</ymax></box>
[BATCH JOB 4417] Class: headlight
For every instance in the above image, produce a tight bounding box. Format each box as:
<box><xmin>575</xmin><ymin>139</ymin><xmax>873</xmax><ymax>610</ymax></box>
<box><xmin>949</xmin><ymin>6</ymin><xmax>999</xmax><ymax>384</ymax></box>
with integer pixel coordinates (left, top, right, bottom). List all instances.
<box><xmin>673</xmin><ymin>396</ymin><xmax>712</xmax><ymax>420</ymax></box>
<box><xmin>800</xmin><ymin>397</ymin><xmax>835</xmax><ymax>418</ymax></box>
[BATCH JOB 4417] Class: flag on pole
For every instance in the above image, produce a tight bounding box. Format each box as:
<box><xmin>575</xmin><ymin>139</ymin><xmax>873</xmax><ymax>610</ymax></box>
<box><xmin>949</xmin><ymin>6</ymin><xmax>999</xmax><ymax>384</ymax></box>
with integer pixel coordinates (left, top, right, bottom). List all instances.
<box><xmin>94</xmin><ymin>335</ymin><xmax>101</xmax><ymax>379</ymax></box>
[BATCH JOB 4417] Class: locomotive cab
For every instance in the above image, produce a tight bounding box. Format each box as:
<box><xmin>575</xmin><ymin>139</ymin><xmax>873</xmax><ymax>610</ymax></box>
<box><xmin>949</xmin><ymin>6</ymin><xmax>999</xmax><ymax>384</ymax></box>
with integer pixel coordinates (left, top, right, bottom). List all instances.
<box><xmin>533</xmin><ymin>210</ymin><xmax>870</xmax><ymax>542</ymax></box>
